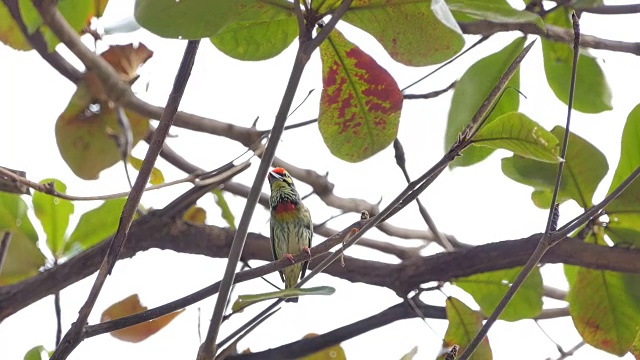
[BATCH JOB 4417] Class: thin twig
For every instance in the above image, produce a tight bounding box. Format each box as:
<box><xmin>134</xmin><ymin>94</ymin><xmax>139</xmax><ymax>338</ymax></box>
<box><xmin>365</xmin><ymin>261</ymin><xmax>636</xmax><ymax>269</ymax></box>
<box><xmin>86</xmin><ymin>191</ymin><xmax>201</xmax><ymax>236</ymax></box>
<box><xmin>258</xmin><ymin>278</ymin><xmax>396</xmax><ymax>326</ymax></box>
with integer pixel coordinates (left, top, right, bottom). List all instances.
<box><xmin>40</xmin><ymin>2</ymin><xmax>201</xmax><ymax>354</ymax></box>
<box><xmin>401</xmin><ymin>36</ymin><xmax>489</xmax><ymax>92</ymax></box>
<box><xmin>403</xmin><ymin>81</ymin><xmax>457</xmax><ymax>100</ymax></box>
<box><xmin>458</xmin><ymin>14</ymin><xmax>581</xmax><ymax>360</ymax></box>
<box><xmin>0</xmin><ymin>232</ymin><xmax>12</xmax><ymax>274</ymax></box>
<box><xmin>226</xmin><ymin>298</ymin><xmax>446</xmax><ymax>360</ymax></box>
<box><xmin>578</xmin><ymin>3</ymin><xmax>640</xmax><ymax>15</ymax></box>
<box><xmin>393</xmin><ymin>139</ymin><xmax>454</xmax><ymax>251</ymax></box>
<box><xmin>0</xmin><ymin>166</ymin><xmax>197</xmax><ymax>201</ymax></box>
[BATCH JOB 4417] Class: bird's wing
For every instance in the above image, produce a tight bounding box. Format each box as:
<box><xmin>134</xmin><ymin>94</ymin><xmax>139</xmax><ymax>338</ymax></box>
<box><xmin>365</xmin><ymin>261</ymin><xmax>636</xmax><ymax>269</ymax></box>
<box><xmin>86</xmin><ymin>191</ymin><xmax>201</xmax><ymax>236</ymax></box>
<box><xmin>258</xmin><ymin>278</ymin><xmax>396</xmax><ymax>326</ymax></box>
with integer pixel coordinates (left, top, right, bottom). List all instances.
<box><xmin>300</xmin><ymin>205</ymin><xmax>313</xmax><ymax>279</ymax></box>
<box><xmin>270</xmin><ymin>216</ymin><xmax>285</xmax><ymax>282</ymax></box>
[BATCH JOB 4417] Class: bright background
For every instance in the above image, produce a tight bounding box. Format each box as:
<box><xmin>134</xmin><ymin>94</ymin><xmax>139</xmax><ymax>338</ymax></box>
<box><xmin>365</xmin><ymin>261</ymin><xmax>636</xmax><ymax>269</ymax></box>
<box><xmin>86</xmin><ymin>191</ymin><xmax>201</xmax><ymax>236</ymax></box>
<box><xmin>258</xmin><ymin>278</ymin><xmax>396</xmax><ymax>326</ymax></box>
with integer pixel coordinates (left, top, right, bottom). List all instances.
<box><xmin>1</xmin><ymin>0</ymin><xmax>639</xmax><ymax>359</ymax></box>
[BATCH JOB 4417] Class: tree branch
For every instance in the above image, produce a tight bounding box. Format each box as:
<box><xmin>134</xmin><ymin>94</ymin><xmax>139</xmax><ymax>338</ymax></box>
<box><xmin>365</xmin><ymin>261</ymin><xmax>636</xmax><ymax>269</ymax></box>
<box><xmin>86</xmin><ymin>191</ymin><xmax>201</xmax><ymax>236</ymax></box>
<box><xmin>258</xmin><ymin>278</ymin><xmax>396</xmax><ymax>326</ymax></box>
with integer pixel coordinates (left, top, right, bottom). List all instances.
<box><xmin>2</xmin><ymin>215</ymin><xmax>639</xmax><ymax>323</ymax></box>
<box><xmin>459</xmin><ymin>21</ymin><xmax>640</xmax><ymax>56</ymax></box>
<box><xmin>229</xmin><ymin>297</ymin><xmax>446</xmax><ymax>360</ymax></box>
<box><xmin>2</xmin><ymin>0</ymin><xmax>82</xmax><ymax>83</ymax></box>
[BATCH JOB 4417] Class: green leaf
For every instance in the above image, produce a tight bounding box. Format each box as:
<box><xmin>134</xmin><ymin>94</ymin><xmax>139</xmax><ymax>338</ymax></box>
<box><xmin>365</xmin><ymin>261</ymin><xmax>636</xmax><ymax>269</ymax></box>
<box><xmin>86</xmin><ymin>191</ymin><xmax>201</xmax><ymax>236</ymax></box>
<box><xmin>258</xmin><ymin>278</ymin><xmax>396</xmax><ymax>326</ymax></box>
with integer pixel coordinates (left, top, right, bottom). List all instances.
<box><xmin>128</xmin><ymin>156</ymin><xmax>165</xmax><ymax>185</ymax></box>
<box><xmin>0</xmin><ymin>2</ymin><xmax>31</xmax><ymax>51</ymax></box>
<box><xmin>0</xmin><ymin>193</ymin><xmax>45</xmax><ymax>285</ymax></box>
<box><xmin>568</xmin><ymin>268</ymin><xmax>640</xmax><ymax>355</ymax></box>
<box><xmin>24</xmin><ymin>345</ymin><xmax>48</xmax><ymax>360</ymax></box>
<box><xmin>318</xmin><ymin>28</ymin><xmax>402</xmax><ymax>162</ymax></box>
<box><xmin>210</xmin><ymin>0</ymin><xmax>297</xmax><ymax>61</ymax></box>
<box><xmin>18</xmin><ymin>0</ymin><xmax>93</xmax><ymax>52</ymax></box>
<box><xmin>441</xmin><ymin>297</ymin><xmax>492</xmax><ymax>360</ymax></box>
<box><xmin>32</xmin><ymin>179</ymin><xmax>74</xmax><ymax>257</ymax></box>
<box><xmin>472</xmin><ymin>112</ymin><xmax>559</xmax><ymax>162</ymax></box>
<box><xmin>605</xmin><ymin>214</ymin><xmax>640</xmax><ymax>247</ymax></box>
<box><xmin>541</xmin><ymin>7</ymin><xmax>612</xmax><ymax>114</ymax></box>
<box><xmin>56</xmin><ymin>85</ymin><xmax>149</xmax><ymax>180</ymax></box>
<box><xmin>212</xmin><ymin>189</ymin><xmax>235</xmax><ymax>230</ymax></box>
<box><xmin>606</xmin><ymin>104</ymin><xmax>640</xmax><ymax>214</ymax></box>
<box><xmin>446</xmin><ymin>37</ymin><xmax>524</xmax><ymax>168</ymax></box>
<box><xmin>399</xmin><ymin>346</ymin><xmax>418</xmax><ymax>360</ymax></box>
<box><xmin>232</xmin><ymin>286</ymin><xmax>335</xmax><ymax>313</ymax></box>
<box><xmin>631</xmin><ymin>331</ymin><xmax>640</xmax><ymax>360</ymax></box>
<box><xmin>501</xmin><ymin>126</ymin><xmax>608</xmax><ymax>209</ymax></box>
<box><xmin>448</xmin><ymin>0</ymin><xmax>543</xmax><ymax>27</ymax></box>
<box><xmin>454</xmin><ymin>267</ymin><xmax>543</xmax><ymax>321</ymax></box>
<box><xmin>134</xmin><ymin>0</ymin><xmax>287</xmax><ymax>40</ymax></box>
<box><xmin>299</xmin><ymin>333</ymin><xmax>347</xmax><ymax>360</ymax></box>
<box><xmin>65</xmin><ymin>198</ymin><xmax>128</xmax><ymax>255</ymax></box>
<box><xmin>322</xmin><ymin>0</ymin><xmax>465</xmax><ymax>66</ymax></box>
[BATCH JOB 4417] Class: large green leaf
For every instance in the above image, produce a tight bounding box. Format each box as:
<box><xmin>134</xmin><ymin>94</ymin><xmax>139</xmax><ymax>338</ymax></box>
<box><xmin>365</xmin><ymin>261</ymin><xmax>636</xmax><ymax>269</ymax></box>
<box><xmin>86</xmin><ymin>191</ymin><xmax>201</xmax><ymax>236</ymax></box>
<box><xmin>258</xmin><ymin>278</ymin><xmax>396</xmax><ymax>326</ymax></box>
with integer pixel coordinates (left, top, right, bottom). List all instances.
<box><xmin>541</xmin><ymin>7</ymin><xmax>612</xmax><ymax>114</ymax></box>
<box><xmin>0</xmin><ymin>2</ymin><xmax>31</xmax><ymax>50</ymax></box>
<box><xmin>18</xmin><ymin>0</ymin><xmax>93</xmax><ymax>52</ymax></box>
<box><xmin>318</xmin><ymin>28</ymin><xmax>402</xmax><ymax>162</ymax></box>
<box><xmin>605</xmin><ymin>214</ymin><xmax>640</xmax><ymax>247</ymax></box>
<box><xmin>135</xmin><ymin>0</ymin><xmax>286</xmax><ymax>40</ymax></box>
<box><xmin>454</xmin><ymin>266</ymin><xmax>543</xmax><ymax>322</ymax></box>
<box><xmin>56</xmin><ymin>85</ymin><xmax>149</xmax><ymax>180</ymax></box>
<box><xmin>441</xmin><ymin>297</ymin><xmax>492</xmax><ymax>360</ymax></box>
<box><xmin>210</xmin><ymin>0</ymin><xmax>297</xmax><ymax>61</ymax></box>
<box><xmin>568</xmin><ymin>268</ymin><xmax>640</xmax><ymax>355</ymax></box>
<box><xmin>501</xmin><ymin>126</ymin><xmax>608</xmax><ymax>209</ymax></box>
<box><xmin>320</xmin><ymin>0</ymin><xmax>465</xmax><ymax>66</ymax></box>
<box><xmin>0</xmin><ymin>193</ymin><xmax>45</xmax><ymax>285</ymax></box>
<box><xmin>446</xmin><ymin>37</ymin><xmax>524</xmax><ymax>168</ymax></box>
<box><xmin>24</xmin><ymin>345</ymin><xmax>49</xmax><ymax>360</ymax></box>
<box><xmin>472</xmin><ymin>112</ymin><xmax>559</xmax><ymax>162</ymax></box>
<box><xmin>447</xmin><ymin>0</ymin><xmax>543</xmax><ymax>27</ymax></box>
<box><xmin>606</xmin><ymin>104</ymin><xmax>640</xmax><ymax>214</ymax></box>
<box><xmin>32</xmin><ymin>179</ymin><xmax>74</xmax><ymax>258</ymax></box>
<box><xmin>65</xmin><ymin>198</ymin><xmax>127</xmax><ymax>255</ymax></box>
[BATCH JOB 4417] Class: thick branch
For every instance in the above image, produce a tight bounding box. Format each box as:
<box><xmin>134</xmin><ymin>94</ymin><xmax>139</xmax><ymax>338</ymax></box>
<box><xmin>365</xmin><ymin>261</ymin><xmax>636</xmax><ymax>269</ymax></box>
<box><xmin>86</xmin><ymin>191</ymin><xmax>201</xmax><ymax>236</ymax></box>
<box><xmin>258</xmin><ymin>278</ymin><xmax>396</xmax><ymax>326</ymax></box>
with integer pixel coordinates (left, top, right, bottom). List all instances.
<box><xmin>459</xmin><ymin>21</ymin><xmax>640</xmax><ymax>56</ymax></box>
<box><xmin>2</xmin><ymin>215</ymin><xmax>639</xmax><ymax>322</ymax></box>
<box><xmin>229</xmin><ymin>298</ymin><xmax>446</xmax><ymax>360</ymax></box>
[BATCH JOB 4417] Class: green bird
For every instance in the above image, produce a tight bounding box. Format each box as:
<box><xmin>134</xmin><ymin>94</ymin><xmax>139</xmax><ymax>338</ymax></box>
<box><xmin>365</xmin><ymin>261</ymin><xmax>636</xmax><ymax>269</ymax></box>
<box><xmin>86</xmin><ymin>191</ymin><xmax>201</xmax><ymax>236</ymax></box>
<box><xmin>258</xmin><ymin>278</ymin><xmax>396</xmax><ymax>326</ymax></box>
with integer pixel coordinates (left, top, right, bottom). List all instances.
<box><xmin>268</xmin><ymin>167</ymin><xmax>312</xmax><ymax>303</ymax></box>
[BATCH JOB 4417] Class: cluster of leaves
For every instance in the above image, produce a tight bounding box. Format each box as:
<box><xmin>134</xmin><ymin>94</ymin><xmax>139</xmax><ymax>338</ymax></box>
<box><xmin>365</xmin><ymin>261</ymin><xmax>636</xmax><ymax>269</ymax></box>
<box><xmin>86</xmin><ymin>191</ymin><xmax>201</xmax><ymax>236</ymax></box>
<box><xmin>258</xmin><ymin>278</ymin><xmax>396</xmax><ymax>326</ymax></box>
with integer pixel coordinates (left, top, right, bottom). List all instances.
<box><xmin>2</xmin><ymin>0</ymin><xmax>640</xmax><ymax>359</ymax></box>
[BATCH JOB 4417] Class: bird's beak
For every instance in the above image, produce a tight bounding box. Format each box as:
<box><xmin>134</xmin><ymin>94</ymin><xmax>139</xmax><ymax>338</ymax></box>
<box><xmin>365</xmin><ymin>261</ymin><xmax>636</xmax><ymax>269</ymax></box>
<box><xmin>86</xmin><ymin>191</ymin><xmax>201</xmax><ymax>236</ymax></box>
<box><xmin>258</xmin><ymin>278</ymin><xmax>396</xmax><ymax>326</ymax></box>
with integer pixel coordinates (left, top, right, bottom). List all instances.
<box><xmin>268</xmin><ymin>171</ymin><xmax>284</xmax><ymax>184</ymax></box>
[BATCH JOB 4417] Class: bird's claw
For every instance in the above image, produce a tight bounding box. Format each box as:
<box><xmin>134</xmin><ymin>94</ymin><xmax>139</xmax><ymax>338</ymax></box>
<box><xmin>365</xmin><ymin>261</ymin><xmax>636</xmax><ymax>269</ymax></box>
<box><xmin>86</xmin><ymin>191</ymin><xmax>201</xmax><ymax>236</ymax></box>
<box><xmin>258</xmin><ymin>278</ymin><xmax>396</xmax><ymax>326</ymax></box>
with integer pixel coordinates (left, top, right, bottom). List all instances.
<box><xmin>285</xmin><ymin>253</ymin><xmax>295</xmax><ymax>263</ymax></box>
<box><xmin>302</xmin><ymin>246</ymin><xmax>311</xmax><ymax>258</ymax></box>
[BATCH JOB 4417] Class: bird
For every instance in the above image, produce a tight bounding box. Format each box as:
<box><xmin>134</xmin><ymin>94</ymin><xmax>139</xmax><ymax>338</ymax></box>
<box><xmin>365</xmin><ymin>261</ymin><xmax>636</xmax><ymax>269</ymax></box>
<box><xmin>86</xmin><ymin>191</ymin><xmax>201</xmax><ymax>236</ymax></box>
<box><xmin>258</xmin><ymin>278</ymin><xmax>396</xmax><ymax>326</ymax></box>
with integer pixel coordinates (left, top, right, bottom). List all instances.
<box><xmin>268</xmin><ymin>167</ymin><xmax>313</xmax><ymax>303</ymax></box>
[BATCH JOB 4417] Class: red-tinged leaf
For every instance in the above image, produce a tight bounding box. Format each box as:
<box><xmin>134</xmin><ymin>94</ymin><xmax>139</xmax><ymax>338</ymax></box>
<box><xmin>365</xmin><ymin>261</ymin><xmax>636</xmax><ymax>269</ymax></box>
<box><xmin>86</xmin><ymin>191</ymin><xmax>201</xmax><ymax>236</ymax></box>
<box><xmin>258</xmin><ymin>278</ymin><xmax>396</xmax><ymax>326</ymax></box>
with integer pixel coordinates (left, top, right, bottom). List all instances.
<box><xmin>0</xmin><ymin>2</ymin><xmax>31</xmax><ymax>51</ymax></box>
<box><xmin>101</xmin><ymin>294</ymin><xmax>184</xmax><ymax>343</ymax></box>
<box><xmin>85</xmin><ymin>43</ymin><xmax>153</xmax><ymax>101</ymax></box>
<box><xmin>440</xmin><ymin>297</ymin><xmax>492</xmax><ymax>360</ymax></box>
<box><xmin>318</xmin><ymin>28</ymin><xmax>402</xmax><ymax>162</ymax></box>
<box><xmin>56</xmin><ymin>85</ymin><xmax>149</xmax><ymax>180</ymax></box>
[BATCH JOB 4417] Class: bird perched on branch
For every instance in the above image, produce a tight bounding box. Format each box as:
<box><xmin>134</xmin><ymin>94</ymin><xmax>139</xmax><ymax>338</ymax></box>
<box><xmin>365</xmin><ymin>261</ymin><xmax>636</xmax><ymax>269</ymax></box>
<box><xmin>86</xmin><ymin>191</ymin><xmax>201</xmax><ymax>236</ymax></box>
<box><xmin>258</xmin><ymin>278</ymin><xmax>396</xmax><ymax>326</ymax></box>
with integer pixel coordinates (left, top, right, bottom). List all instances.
<box><xmin>268</xmin><ymin>167</ymin><xmax>313</xmax><ymax>303</ymax></box>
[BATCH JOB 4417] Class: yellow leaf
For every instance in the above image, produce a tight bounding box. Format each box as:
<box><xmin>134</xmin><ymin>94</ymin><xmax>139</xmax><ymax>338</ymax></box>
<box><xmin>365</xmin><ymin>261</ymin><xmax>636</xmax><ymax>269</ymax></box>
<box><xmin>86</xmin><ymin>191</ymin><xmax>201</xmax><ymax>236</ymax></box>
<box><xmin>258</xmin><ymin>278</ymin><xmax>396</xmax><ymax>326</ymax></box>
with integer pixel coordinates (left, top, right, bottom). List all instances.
<box><xmin>101</xmin><ymin>294</ymin><xmax>184</xmax><ymax>343</ymax></box>
<box><xmin>183</xmin><ymin>206</ymin><xmax>207</xmax><ymax>224</ymax></box>
<box><xmin>298</xmin><ymin>333</ymin><xmax>346</xmax><ymax>360</ymax></box>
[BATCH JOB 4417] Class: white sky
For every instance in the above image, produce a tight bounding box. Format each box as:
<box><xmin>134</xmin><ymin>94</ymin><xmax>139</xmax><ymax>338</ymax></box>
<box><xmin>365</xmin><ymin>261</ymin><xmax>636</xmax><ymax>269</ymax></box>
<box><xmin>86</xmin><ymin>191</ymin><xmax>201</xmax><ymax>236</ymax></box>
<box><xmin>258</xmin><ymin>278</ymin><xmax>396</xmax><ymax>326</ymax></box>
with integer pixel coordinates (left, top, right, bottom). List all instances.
<box><xmin>1</xmin><ymin>1</ymin><xmax>639</xmax><ymax>359</ymax></box>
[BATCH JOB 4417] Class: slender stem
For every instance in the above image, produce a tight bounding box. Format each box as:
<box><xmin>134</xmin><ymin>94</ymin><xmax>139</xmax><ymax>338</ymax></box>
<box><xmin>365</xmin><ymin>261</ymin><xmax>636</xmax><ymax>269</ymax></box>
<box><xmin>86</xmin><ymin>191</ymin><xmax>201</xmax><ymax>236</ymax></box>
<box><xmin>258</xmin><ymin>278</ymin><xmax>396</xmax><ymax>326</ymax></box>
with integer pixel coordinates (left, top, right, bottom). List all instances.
<box><xmin>196</xmin><ymin>46</ymin><xmax>311</xmax><ymax>360</ymax></box>
<box><xmin>0</xmin><ymin>232</ymin><xmax>12</xmax><ymax>274</ymax></box>
<box><xmin>458</xmin><ymin>14</ymin><xmax>581</xmax><ymax>360</ymax></box>
<box><xmin>47</xmin><ymin>26</ymin><xmax>201</xmax><ymax>359</ymax></box>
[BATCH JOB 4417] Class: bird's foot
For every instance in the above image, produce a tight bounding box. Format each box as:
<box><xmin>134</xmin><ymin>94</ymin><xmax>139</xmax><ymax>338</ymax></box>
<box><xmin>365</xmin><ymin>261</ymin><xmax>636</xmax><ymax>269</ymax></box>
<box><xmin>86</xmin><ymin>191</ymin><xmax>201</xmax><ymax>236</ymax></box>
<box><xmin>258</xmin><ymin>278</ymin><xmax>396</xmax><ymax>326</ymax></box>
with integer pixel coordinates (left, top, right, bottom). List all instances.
<box><xmin>284</xmin><ymin>253</ymin><xmax>295</xmax><ymax>263</ymax></box>
<box><xmin>302</xmin><ymin>246</ymin><xmax>311</xmax><ymax>258</ymax></box>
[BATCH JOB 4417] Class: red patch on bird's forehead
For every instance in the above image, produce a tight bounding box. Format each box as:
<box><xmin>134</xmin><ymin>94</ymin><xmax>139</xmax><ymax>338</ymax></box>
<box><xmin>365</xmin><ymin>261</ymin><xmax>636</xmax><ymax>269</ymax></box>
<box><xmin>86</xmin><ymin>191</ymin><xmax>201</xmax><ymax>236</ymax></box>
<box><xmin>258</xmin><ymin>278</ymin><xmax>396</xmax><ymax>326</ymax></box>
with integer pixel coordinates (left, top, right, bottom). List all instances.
<box><xmin>272</xmin><ymin>167</ymin><xmax>287</xmax><ymax>175</ymax></box>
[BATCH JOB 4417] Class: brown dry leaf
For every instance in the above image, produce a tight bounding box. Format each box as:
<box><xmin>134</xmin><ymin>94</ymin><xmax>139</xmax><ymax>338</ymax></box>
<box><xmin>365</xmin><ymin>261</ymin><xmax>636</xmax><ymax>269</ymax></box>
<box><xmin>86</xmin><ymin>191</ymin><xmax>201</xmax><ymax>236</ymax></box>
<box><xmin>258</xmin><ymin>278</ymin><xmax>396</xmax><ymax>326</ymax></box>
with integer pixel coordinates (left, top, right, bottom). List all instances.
<box><xmin>101</xmin><ymin>294</ymin><xmax>184</xmax><ymax>343</ymax></box>
<box><xmin>84</xmin><ymin>43</ymin><xmax>153</xmax><ymax>101</ymax></box>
